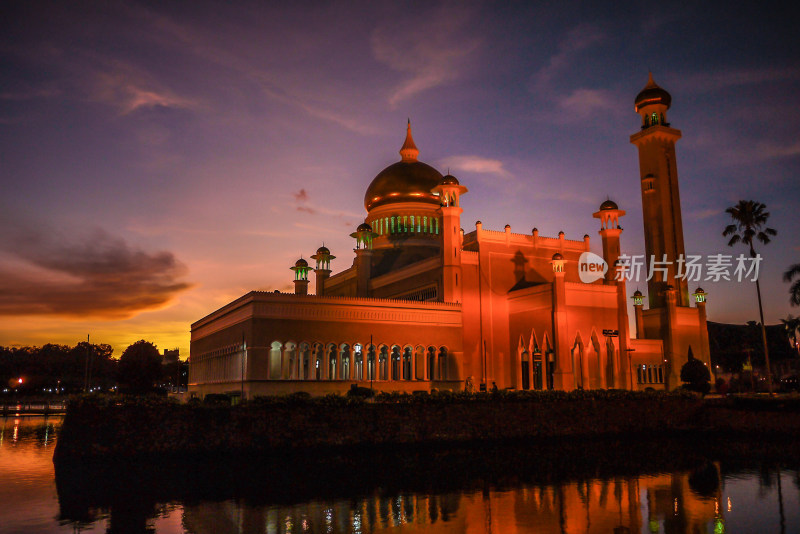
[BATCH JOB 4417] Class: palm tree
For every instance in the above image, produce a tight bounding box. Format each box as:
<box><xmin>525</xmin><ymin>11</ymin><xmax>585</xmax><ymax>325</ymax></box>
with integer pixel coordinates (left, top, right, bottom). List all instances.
<box><xmin>780</xmin><ymin>314</ymin><xmax>800</xmax><ymax>357</ymax></box>
<box><xmin>784</xmin><ymin>263</ymin><xmax>800</xmax><ymax>307</ymax></box>
<box><xmin>723</xmin><ymin>200</ymin><xmax>777</xmax><ymax>394</ymax></box>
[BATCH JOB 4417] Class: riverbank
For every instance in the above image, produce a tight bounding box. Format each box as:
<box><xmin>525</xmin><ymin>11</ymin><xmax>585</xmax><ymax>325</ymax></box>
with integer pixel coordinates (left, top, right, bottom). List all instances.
<box><xmin>53</xmin><ymin>391</ymin><xmax>800</xmax><ymax>460</ymax></box>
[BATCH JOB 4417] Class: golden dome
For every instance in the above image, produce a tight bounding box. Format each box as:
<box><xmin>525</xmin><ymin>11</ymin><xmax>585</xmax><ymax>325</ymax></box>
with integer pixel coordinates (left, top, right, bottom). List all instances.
<box><xmin>634</xmin><ymin>73</ymin><xmax>671</xmax><ymax>112</ymax></box>
<box><xmin>600</xmin><ymin>199</ymin><xmax>619</xmax><ymax>210</ymax></box>
<box><xmin>364</xmin><ymin>121</ymin><xmax>443</xmax><ymax>211</ymax></box>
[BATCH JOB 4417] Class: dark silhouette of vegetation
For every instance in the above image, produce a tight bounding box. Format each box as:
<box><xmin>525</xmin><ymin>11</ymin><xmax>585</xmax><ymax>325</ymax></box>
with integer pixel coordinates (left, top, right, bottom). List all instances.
<box><xmin>785</xmin><ymin>263</ymin><xmax>800</xmax><ymax>306</ymax></box>
<box><xmin>708</xmin><ymin>321</ymin><xmax>797</xmax><ymax>373</ymax></box>
<box><xmin>680</xmin><ymin>350</ymin><xmax>711</xmax><ymax>394</ymax></box>
<box><xmin>723</xmin><ymin>200</ymin><xmax>777</xmax><ymax>394</ymax></box>
<box><xmin>1</xmin><ymin>340</ymin><xmax>186</xmax><ymax>399</ymax></box>
<box><xmin>0</xmin><ymin>342</ymin><xmax>115</xmax><ymax>395</ymax></box>
<box><xmin>781</xmin><ymin>315</ymin><xmax>800</xmax><ymax>357</ymax></box>
<box><xmin>117</xmin><ymin>340</ymin><xmax>162</xmax><ymax>393</ymax></box>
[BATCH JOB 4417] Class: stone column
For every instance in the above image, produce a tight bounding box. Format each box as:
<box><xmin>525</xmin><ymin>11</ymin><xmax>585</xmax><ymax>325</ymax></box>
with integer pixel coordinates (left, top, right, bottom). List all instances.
<box><xmin>552</xmin><ymin>268</ymin><xmax>572</xmax><ymax>390</ymax></box>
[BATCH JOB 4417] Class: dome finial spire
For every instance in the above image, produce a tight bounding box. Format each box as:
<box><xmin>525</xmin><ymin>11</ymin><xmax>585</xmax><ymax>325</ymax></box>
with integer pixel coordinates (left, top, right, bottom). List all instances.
<box><xmin>399</xmin><ymin>119</ymin><xmax>419</xmax><ymax>162</ymax></box>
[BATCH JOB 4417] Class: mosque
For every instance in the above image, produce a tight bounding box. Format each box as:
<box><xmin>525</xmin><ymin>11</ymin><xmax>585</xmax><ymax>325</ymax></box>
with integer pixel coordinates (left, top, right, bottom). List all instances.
<box><xmin>188</xmin><ymin>75</ymin><xmax>712</xmax><ymax>399</ymax></box>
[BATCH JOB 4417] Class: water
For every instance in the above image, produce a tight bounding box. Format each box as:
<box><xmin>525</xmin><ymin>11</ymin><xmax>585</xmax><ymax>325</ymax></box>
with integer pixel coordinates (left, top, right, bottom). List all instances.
<box><xmin>1</xmin><ymin>416</ymin><xmax>799</xmax><ymax>533</ymax></box>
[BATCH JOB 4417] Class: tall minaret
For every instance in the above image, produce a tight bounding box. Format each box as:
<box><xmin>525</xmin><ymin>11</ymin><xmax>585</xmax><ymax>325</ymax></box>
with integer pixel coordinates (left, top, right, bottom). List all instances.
<box><xmin>630</xmin><ymin>73</ymin><xmax>689</xmax><ymax>308</ymax></box>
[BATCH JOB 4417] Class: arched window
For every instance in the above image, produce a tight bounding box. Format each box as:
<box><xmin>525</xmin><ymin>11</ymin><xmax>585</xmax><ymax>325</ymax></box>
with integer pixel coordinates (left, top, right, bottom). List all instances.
<box><xmin>571</xmin><ymin>337</ymin><xmax>584</xmax><ymax>389</ymax></box>
<box><xmin>435</xmin><ymin>218</ymin><xmax>439</xmax><ymax>234</ymax></box>
<box><xmin>299</xmin><ymin>342</ymin><xmax>312</xmax><ymax>380</ymax></box>
<box><xmin>427</xmin><ymin>346</ymin><xmax>437</xmax><ymax>380</ymax></box>
<box><xmin>605</xmin><ymin>339</ymin><xmax>615</xmax><ymax>388</ymax></box>
<box><xmin>314</xmin><ymin>343</ymin><xmax>324</xmax><ymax>380</ymax></box>
<box><xmin>269</xmin><ymin>341</ymin><xmax>282</xmax><ymax>380</ymax></box>
<box><xmin>410</xmin><ymin>216</ymin><xmax>415</xmax><ymax>233</ymax></box>
<box><xmin>651</xmin><ymin>112</ymin><xmax>659</xmax><ymax>125</ymax></box>
<box><xmin>520</xmin><ymin>348</ymin><xmax>530</xmax><ymax>390</ymax></box>
<box><xmin>403</xmin><ymin>347</ymin><xmax>413</xmax><ymax>380</ymax></box>
<box><xmin>367</xmin><ymin>345</ymin><xmax>376</xmax><ymax>380</ymax></box>
<box><xmin>423</xmin><ymin>216</ymin><xmax>428</xmax><ymax>233</ymax></box>
<box><xmin>353</xmin><ymin>344</ymin><xmax>363</xmax><ymax>380</ymax></box>
<box><xmin>378</xmin><ymin>346</ymin><xmax>389</xmax><ymax>380</ymax></box>
<box><xmin>341</xmin><ymin>345</ymin><xmax>351</xmax><ymax>380</ymax></box>
<box><xmin>414</xmin><ymin>346</ymin><xmax>425</xmax><ymax>380</ymax></box>
<box><xmin>391</xmin><ymin>346</ymin><xmax>401</xmax><ymax>380</ymax></box>
<box><xmin>328</xmin><ymin>344</ymin><xmax>338</xmax><ymax>380</ymax></box>
<box><xmin>438</xmin><ymin>347</ymin><xmax>448</xmax><ymax>380</ymax></box>
<box><xmin>284</xmin><ymin>342</ymin><xmax>298</xmax><ymax>380</ymax></box>
<box><xmin>391</xmin><ymin>217</ymin><xmax>396</xmax><ymax>233</ymax></box>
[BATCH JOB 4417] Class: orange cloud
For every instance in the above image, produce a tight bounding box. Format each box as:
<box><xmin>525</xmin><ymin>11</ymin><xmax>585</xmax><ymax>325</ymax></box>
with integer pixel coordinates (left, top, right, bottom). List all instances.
<box><xmin>0</xmin><ymin>220</ymin><xmax>192</xmax><ymax>319</ymax></box>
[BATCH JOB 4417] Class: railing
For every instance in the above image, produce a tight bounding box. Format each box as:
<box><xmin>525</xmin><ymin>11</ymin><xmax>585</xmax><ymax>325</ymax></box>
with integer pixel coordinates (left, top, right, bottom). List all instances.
<box><xmin>1</xmin><ymin>402</ymin><xmax>67</xmax><ymax>415</ymax></box>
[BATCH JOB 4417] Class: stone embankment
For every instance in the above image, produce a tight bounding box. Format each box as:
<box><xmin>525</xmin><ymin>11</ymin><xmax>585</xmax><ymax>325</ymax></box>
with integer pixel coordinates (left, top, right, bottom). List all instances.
<box><xmin>53</xmin><ymin>391</ymin><xmax>800</xmax><ymax>460</ymax></box>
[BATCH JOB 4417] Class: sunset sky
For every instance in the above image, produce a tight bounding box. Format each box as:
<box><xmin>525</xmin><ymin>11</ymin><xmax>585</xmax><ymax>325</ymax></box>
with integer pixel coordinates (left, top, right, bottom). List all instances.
<box><xmin>1</xmin><ymin>1</ymin><xmax>799</xmax><ymax>358</ymax></box>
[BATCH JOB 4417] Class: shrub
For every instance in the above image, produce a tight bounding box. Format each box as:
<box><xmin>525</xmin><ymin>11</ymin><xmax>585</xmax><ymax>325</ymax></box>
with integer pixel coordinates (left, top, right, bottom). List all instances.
<box><xmin>714</xmin><ymin>377</ymin><xmax>728</xmax><ymax>394</ymax></box>
<box><xmin>346</xmin><ymin>385</ymin><xmax>375</xmax><ymax>398</ymax></box>
<box><xmin>203</xmin><ymin>393</ymin><xmax>231</xmax><ymax>405</ymax></box>
<box><xmin>680</xmin><ymin>356</ymin><xmax>711</xmax><ymax>394</ymax></box>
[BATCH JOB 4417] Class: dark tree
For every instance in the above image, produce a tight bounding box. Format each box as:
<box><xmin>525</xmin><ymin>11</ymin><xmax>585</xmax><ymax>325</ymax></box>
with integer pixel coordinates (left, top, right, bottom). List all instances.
<box><xmin>681</xmin><ymin>349</ymin><xmax>711</xmax><ymax>394</ymax></box>
<box><xmin>118</xmin><ymin>340</ymin><xmax>162</xmax><ymax>393</ymax></box>
<box><xmin>723</xmin><ymin>200</ymin><xmax>777</xmax><ymax>394</ymax></box>
<box><xmin>785</xmin><ymin>263</ymin><xmax>800</xmax><ymax>307</ymax></box>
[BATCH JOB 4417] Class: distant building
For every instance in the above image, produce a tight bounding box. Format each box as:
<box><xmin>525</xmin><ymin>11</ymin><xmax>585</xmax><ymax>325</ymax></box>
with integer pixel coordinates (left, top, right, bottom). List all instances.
<box><xmin>189</xmin><ymin>75</ymin><xmax>711</xmax><ymax>399</ymax></box>
<box><xmin>162</xmin><ymin>349</ymin><xmax>180</xmax><ymax>365</ymax></box>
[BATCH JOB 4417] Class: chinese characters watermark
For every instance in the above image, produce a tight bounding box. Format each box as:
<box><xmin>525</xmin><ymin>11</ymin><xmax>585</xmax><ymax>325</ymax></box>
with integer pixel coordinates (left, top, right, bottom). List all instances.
<box><xmin>613</xmin><ymin>254</ymin><xmax>761</xmax><ymax>282</ymax></box>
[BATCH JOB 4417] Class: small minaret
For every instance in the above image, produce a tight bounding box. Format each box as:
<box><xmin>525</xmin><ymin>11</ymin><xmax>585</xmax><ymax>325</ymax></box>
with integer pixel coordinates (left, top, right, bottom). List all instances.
<box><xmin>310</xmin><ymin>245</ymin><xmax>335</xmax><ymax>296</ymax></box>
<box><xmin>692</xmin><ymin>287</ymin><xmax>711</xmax><ymax>366</ymax></box>
<box><xmin>630</xmin><ymin>73</ymin><xmax>689</xmax><ymax>308</ymax></box>
<box><xmin>592</xmin><ymin>199</ymin><xmax>626</xmax><ymax>282</ymax></box>
<box><xmin>632</xmin><ymin>289</ymin><xmax>645</xmax><ymax>339</ymax></box>
<box><xmin>432</xmin><ymin>173</ymin><xmax>468</xmax><ymax>303</ymax></box>
<box><xmin>350</xmin><ymin>223</ymin><xmax>377</xmax><ymax>297</ymax></box>
<box><xmin>291</xmin><ymin>258</ymin><xmax>310</xmax><ymax>296</ymax></box>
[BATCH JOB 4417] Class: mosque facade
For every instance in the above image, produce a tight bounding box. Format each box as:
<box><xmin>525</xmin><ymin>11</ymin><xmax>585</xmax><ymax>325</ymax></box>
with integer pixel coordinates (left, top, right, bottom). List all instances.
<box><xmin>188</xmin><ymin>76</ymin><xmax>712</xmax><ymax>399</ymax></box>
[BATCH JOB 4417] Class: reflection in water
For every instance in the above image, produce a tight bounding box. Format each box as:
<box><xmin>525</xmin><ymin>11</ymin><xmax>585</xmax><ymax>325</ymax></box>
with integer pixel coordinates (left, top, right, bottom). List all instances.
<box><xmin>54</xmin><ymin>440</ymin><xmax>800</xmax><ymax>534</ymax></box>
<box><xmin>2</xmin><ymin>417</ymin><xmax>800</xmax><ymax>533</ymax></box>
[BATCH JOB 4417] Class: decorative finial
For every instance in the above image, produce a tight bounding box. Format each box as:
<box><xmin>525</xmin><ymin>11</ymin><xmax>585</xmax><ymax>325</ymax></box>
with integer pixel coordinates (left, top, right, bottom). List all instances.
<box><xmin>399</xmin><ymin>119</ymin><xmax>419</xmax><ymax>162</ymax></box>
